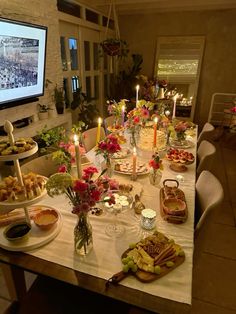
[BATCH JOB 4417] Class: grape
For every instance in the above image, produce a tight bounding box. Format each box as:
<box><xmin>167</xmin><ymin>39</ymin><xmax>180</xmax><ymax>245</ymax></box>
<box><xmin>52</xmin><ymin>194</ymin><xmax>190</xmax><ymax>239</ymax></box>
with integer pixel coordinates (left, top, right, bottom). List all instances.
<box><xmin>122</xmin><ymin>264</ymin><xmax>129</xmax><ymax>273</ymax></box>
<box><xmin>127</xmin><ymin>260</ymin><xmax>134</xmax><ymax>268</ymax></box>
<box><xmin>154</xmin><ymin>265</ymin><xmax>161</xmax><ymax>275</ymax></box>
<box><xmin>129</xmin><ymin>243</ymin><xmax>136</xmax><ymax>249</ymax></box>
<box><xmin>131</xmin><ymin>264</ymin><xmax>138</xmax><ymax>273</ymax></box>
<box><xmin>122</xmin><ymin>257</ymin><xmax>128</xmax><ymax>264</ymax></box>
<box><xmin>166</xmin><ymin>261</ymin><xmax>175</xmax><ymax>268</ymax></box>
<box><xmin>178</xmin><ymin>250</ymin><xmax>185</xmax><ymax>257</ymax></box>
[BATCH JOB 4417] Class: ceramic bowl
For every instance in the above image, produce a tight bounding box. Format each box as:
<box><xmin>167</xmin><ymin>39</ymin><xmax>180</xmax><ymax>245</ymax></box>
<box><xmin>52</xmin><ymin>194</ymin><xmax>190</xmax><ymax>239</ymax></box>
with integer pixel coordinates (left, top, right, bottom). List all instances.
<box><xmin>33</xmin><ymin>209</ymin><xmax>59</xmax><ymax>230</ymax></box>
<box><xmin>163</xmin><ymin>198</ymin><xmax>186</xmax><ymax>216</ymax></box>
<box><xmin>4</xmin><ymin>221</ymin><xmax>31</xmax><ymax>242</ymax></box>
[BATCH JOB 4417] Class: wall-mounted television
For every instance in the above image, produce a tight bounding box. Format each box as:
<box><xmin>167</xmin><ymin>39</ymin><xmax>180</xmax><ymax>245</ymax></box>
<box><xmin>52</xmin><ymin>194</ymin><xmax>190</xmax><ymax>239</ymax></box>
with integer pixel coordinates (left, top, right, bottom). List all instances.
<box><xmin>0</xmin><ymin>17</ymin><xmax>47</xmax><ymax>110</ymax></box>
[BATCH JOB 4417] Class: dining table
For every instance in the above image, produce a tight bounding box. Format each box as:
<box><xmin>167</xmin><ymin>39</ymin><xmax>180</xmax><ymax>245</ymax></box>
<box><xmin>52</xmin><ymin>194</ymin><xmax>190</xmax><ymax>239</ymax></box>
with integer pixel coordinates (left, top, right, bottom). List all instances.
<box><xmin>0</xmin><ymin>129</ymin><xmax>197</xmax><ymax>314</ymax></box>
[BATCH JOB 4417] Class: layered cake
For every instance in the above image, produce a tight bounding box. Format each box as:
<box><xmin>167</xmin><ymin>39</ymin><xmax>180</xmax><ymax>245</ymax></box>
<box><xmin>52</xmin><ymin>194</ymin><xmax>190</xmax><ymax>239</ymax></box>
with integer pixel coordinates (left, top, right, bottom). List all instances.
<box><xmin>137</xmin><ymin>126</ymin><xmax>166</xmax><ymax>152</ymax></box>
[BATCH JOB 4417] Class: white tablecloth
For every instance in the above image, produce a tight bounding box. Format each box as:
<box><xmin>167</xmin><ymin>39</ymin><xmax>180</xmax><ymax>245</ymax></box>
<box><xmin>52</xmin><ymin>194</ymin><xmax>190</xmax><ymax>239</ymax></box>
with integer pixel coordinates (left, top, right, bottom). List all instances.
<box><xmin>28</xmin><ymin>135</ymin><xmax>197</xmax><ymax>306</ymax></box>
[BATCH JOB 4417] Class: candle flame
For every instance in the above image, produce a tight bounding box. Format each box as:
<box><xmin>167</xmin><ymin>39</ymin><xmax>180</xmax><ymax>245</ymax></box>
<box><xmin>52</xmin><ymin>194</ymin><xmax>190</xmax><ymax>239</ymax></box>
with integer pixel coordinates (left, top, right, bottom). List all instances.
<box><xmin>73</xmin><ymin>134</ymin><xmax>78</xmax><ymax>142</ymax></box>
<box><xmin>122</xmin><ymin>105</ymin><xmax>125</xmax><ymax>112</ymax></box>
<box><xmin>98</xmin><ymin>117</ymin><xmax>102</xmax><ymax>124</ymax></box>
<box><xmin>136</xmin><ymin>85</ymin><xmax>140</xmax><ymax>91</ymax></box>
<box><xmin>154</xmin><ymin>117</ymin><xmax>158</xmax><ymax>123</ymax></box>
<box><xmin>133</xmin><ymin>147</ymin><xmax>137</xmax><ymax>155</ymax></box>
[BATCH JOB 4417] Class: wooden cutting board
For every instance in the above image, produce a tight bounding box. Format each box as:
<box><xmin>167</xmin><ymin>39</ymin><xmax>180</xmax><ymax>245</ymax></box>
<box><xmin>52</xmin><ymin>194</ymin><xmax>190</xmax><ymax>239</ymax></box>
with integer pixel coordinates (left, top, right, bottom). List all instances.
<box><xmin>107</xmin><ymin>232</ymin><xmax>185</xmax><ymax>286</ymax></box>
<box><xmin>160</xmin><ymin>187</ymin><xmax>188</xmax><ymax>224</ymax></box>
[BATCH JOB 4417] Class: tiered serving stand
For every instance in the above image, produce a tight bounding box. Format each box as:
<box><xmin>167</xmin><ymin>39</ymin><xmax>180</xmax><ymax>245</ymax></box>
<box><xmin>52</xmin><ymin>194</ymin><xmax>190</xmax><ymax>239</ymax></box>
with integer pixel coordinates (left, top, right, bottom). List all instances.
<box><xmin>0</xmin><ymin>120</ymin><xmax>62</xmax><ymax>251</ymax></box>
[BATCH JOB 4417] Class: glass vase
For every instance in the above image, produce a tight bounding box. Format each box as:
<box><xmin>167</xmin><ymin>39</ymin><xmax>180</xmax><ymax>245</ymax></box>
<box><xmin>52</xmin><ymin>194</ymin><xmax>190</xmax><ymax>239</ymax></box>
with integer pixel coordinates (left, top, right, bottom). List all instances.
<box><xmin>106</xmin><ymin>157</ymin><xmax>113</xmax><ymax>177</ymax></box>
<box><xmin>74</xmin><ymin>212</ymin><xmax>93</xmax><ymax>256</ymax></box>
<box><xmin>149</xmin><ymin>169</ymin><xmax>162</xmax><ymax>187</ymax></box>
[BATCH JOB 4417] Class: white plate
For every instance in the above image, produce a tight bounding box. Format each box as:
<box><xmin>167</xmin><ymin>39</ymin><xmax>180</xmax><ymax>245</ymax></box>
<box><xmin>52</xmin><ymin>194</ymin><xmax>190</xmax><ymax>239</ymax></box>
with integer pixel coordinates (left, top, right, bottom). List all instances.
<box><xmin>169</xmin><ymin>139</ymin><xmax>194</xmax><ymax>149</ymax></box>
<box><xmin>0</xmin><ymin>205</ymin><xmax>62</xmax><ymax>252</ymax></box>
<box><xmin>0</xmin><ymin>141</ymin><xmax>38</xmax><ymax>161</ymax></box>
<box><xmin>0</xmin><ymin>176</ymin><xmax>48</xmax><ymax>214</ymax></box>
<box><xmin>111</xmin><ymin>148</ymin><xmax>131</xmax><ymax>159</ymax></box>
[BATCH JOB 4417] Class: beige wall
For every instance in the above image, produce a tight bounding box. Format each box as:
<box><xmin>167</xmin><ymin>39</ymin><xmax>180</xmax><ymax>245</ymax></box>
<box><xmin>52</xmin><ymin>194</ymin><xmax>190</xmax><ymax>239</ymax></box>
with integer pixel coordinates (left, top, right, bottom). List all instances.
<box><xmin>119</xmin><ymin>9</ymin><xmax>236</xmax><ymax>126</ymax></box>
<box><xmin>0</xmin><ymin>0</ymin><xmax>63</xmax><ymax>123</ymax></box>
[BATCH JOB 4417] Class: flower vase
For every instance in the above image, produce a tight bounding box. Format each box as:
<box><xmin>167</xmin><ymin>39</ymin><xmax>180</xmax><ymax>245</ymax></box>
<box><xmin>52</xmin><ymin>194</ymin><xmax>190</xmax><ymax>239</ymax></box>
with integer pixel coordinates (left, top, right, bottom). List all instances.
<box><xmin>106</xmin><ymin>158</ymin><xmax>113</xmax><ymax>177</ymax></box>
<box><xmin>149</xmin><ymin>169</ymin><xmax>162</xmax><ymax>187</ymax></box>
<box><xmin>176</xmin><ymin>131</ymin><xmax>186</xmax><ymax>143</ymax></box>
<box><xmin>74</xmin><ymin>212</ymin><xmax>93</xmax><ymax>256</ymax></box>
<box><xmin>157</xmin><ymin>87</ymin><xmax>165</xmax><ymax>100</ymax></box>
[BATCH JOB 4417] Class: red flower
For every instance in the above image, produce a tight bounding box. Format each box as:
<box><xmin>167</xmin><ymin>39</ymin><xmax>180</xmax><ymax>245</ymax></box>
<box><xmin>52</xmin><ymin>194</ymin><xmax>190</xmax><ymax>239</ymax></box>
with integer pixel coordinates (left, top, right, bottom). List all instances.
<box><xmin>73</xmin><ymin>180</ymin><xmax>88</xmax><ymax>192</ymax></box>
<box><xmin>90</xmin><ymin>189</ymin><xmax>101</xmax><ymax>201</ymax></box>
<box><xmin>133</xmin><ymin>116</ymin><xmax>140</xmax><ymax>124</ymax></box>
<box><xmin>58</xmin><ymin>164</ymin><xmax>67</xmax><ymax>173</ymax></box>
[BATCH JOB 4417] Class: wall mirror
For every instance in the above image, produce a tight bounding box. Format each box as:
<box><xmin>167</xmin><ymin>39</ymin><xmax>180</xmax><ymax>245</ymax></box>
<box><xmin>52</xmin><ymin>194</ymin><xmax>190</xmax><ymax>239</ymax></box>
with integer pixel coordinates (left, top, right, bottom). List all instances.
<box><xmin>154</xmin><ymin>36</ymin><xmax>205</xmax><ymax>120</ymax></box>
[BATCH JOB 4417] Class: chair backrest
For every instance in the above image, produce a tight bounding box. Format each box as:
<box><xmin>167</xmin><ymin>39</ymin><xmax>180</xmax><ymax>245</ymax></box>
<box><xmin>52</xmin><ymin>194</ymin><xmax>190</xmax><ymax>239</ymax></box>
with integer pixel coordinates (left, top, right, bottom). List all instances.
<box><xmin>20</xmin><ymin>154</ymin><xmax>58</xmax><ymax>177</ymax></box>
<box><xmin>197</xmin><ymin>122</ymin><xmax>215</xmax><ymax>146</ymax></box>
<box><xmin>195</xmin><ymin>170</ymin><xmax>224</xmax><ymax>237</ymax></box>
<box><xmin>197</xmin><ymin>140</ymin><xmax>216</xmax><ymax>176</ymax></box>
<box><xmin>82</xmin><ymin>126</ymin><xmax>105</xmax><ymax>152</ymax></box>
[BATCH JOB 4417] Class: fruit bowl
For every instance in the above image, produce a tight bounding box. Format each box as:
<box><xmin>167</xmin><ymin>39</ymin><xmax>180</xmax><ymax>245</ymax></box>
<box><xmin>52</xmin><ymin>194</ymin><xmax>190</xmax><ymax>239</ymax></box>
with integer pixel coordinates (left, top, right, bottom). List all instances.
<box><xmin>33</xmin><ymin>208</ymin><xmax>59</xmax><ymax>230</ymax></box>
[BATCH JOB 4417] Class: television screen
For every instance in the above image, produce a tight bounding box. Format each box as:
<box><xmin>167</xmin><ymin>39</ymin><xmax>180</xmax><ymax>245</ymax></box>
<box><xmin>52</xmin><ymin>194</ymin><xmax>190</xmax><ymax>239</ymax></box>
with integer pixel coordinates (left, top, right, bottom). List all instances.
<box><xmin>0</xmin><ymin>17</ymin><xmax>47</xmax><ymax>109</ymax></box>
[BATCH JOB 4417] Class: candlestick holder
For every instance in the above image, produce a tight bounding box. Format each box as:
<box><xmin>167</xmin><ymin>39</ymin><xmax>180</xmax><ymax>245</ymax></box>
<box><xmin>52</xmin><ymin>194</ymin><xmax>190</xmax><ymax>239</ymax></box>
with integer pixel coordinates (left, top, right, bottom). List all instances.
<box><xmin>130</xmin><ymin>173</ymin><xmax>137</xmax><ymax>181</ymax></box>
<box><xmin>141</xmin><ymin>208</ymin><xmax>156</xmax><ymax>230</ymax></box>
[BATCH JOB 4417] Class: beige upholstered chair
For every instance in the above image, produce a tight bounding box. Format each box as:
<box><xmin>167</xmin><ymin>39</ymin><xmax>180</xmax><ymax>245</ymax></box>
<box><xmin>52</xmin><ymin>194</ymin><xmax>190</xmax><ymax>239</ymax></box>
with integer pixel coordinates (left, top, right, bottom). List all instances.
<box><xmin>197</xmin><ymin>140</ymin><xmax>216</xmax><ymax>176</ymax></box>
<box><xmin>195</xmin><ymin>170</ymin><xmax>224</xmax><ymax>238</ymax></box>
<box><xmin>82</xmin><ymin>126</ymin><xmax>105</xmax><ymax>152</ymax></box>
<box><xmin>20</xmin><ymin>154</ymin><xmax>58</xmax><ymax>177</ymax></box>
<box><xmin>197</xmin><ymin>122</ymin><xmax>215</xmax><ymax>146</ymax></box>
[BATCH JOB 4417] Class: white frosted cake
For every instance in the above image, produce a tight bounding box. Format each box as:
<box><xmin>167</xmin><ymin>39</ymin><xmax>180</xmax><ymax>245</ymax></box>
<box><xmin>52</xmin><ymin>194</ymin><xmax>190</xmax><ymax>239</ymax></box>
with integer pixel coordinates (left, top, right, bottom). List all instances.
<box><xmin>137</xmin><ymin>127</ymin><xmax>166</xmax><ymax>152</ymax></box>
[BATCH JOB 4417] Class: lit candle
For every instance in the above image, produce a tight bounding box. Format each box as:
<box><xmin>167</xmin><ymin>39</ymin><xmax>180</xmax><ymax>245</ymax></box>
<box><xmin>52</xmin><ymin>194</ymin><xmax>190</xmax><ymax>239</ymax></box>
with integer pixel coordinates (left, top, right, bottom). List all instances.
<box><xmin>132</xmin><ymin>147</ymin><xmax>137</xmax><ymax>177</ymax></box>
<box><xmin>96</xmin><ymin>117</ymin><xmax>102</xmax><ymax>145</ymax></box>
<box><xmin>74</xmin><ymin>134</ymin><xmax>82</xmax><ymax>179</ymax></box>
<box><xmin>121</xmin><ymin>105</ymin><xmax>125</xmax><ymax>126</ymax></box>
<box><xmin>153</xmin><ymin>117</ymin><xmax>158</xmax><ymax>147</ymax></box>
<box><xmin>136</xmin><ymin>85</ymin><xmax>140</xmax><ymax>107</ymax></box>
<box><xmin>172</xmin><ymin>93</ymin><xmax>179</xmax><ymax>119</ymax></box>
<box><xmin>141</xmin><ymin>208</ymin><xmax>156</xmax><ymax>230</ymax></box>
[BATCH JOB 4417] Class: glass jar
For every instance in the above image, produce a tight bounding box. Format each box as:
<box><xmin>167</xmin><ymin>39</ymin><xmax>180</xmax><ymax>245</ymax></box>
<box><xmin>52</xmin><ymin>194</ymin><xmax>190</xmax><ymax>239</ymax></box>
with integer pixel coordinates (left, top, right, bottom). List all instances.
<box><xmin>149</xmin><ymin>168</ymin><xmax>162</xmax><ymax>187</ymax></box>
<box><xmin>74</xmin><ymin>212</ymin><xmax>93</xmax><ymax>256</ymax></box>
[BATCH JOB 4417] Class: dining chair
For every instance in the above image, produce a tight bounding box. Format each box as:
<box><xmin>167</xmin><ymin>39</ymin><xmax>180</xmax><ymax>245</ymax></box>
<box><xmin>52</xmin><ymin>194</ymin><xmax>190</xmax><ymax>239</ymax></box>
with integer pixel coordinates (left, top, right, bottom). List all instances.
<box><xmin>82</xmin><ymin>126</ymin><xmax>105</xmax><ymax>152</ymax></box>
<box><xmin>195</xmin><ymin>170</ymin><xmax>224</xmax><ymax>238</ymax></box>
<box><xmin>20</xmin><ymin>154</ymin><xmax>59</xmax><ymax>177</ymax></box>
<box><xmin>196</xmin><ymin>140</ymin><xmax>216</xmax><ymax>177</ymax></box>
<box><xmin>197</xmin><ymin>122</ymin><xmax>215</xmax><ymax>146</ymax></box>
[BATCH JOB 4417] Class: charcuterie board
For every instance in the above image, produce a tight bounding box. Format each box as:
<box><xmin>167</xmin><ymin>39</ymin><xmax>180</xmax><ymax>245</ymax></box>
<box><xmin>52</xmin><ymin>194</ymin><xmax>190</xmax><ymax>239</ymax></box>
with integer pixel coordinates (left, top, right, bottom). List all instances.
<box><xmin>107</xmin><ymin>232</ymin><xmax>185</xmax><ymax>285</ymax></box>
<box><xmin>159</xmin><ymin>179</ymin><xmax>188</xmax><ymax>224</ymax></box>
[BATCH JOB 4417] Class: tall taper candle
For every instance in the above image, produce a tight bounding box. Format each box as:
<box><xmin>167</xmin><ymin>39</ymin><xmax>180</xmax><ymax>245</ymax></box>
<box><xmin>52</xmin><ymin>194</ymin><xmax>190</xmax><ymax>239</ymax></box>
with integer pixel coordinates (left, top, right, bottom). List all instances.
<box><xmin>136</xmin><ymin>85</ymin><xmax>140</xmax><ymax>107</ymax></box>
<box><xmin>132</xmin><ymin>147</ymin><xmax>137</xmax><ymax>177</ymax></box>
<box><xmin>96</xmin><ymin>117</ymin><xmax>102</xmax><ymax>145</ymax></box>
<box><xmin>121</xmin><ymin>105</ymin><xmax>125</xmax><ymax>126</ymax></box>
<box><xmin>172</xmin><ymin>93</ymin><xmax>179</xmax><ymax>119</ymax></box>
<box><xmin>153</xmin><ymin>117</ymin><xmax>158</xmax><ymax>147</ymax></box>
<box><xmin>74</xmin><ymin>134</ymin><xmax>82</xmax><ymax>178</ymax></box>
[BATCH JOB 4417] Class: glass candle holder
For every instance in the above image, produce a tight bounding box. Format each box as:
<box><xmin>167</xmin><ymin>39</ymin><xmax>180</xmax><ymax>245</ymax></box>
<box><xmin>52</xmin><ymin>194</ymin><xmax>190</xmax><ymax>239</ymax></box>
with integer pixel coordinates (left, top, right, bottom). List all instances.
<box><xmin>141</xmin><ymin>208</ymin><xmax>156</xmax><ymax>230</ymax></box>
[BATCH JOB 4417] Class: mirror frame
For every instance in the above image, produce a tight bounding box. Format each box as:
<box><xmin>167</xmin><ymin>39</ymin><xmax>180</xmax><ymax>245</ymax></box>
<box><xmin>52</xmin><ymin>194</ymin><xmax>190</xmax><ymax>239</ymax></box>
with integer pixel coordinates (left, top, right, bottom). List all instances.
<box><xmin>154</xmin><ymin>36</ymin><xmax>205</xmax><ymax>121</ymax></box>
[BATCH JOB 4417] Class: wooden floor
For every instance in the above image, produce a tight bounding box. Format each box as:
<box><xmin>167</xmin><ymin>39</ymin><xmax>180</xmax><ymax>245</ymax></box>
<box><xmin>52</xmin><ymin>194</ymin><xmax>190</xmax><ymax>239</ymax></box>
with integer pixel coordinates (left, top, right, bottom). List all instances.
<box><xmin>0</xmin><ymin>130</ymin><xmax>236</xmax><ymax>314</ymax></box>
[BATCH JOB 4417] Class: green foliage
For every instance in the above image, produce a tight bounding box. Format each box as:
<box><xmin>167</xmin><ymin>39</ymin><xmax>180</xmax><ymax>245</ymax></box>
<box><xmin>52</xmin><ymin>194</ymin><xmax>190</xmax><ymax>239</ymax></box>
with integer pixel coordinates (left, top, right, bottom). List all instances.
<box><xmin>70</xmin><ymin>88</ymin><xmax>100</xmax><ymax>128</ymax></box>
<box><xmin>35</xmin><ymin>126</ymin><xmax>66</xmax><ymax>153</ymax></box>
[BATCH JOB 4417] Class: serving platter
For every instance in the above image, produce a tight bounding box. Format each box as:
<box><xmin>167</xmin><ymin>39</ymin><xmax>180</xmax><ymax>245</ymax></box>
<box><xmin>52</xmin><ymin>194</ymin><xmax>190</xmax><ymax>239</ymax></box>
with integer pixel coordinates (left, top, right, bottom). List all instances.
<box><xmin>107</xmin><ymin>232</ymin><xmax>185</xmax><ymax>285</ymax></box>
<box><xmin>114</xmin><ymin>160</ymin><xmax>149</xmax><ymax>176</ymax></box>
<box><xmin>111</xmin><ymin>148</ymin><xmax>131</xmax><ymax>159</ymax></box>
<box><xmin>169</xmin><ymin>139</ymin><xmax>194</xmax><ymax>149</ymax></box>
<box><xmin>0</xmin><ymin>141</ymin><xmax>38</xmax><ymax>161</ymax></box>
<box><xmin>0</xmin><ymin>205</ymin><xmax>62</xmax><ymax>252</ymax></box>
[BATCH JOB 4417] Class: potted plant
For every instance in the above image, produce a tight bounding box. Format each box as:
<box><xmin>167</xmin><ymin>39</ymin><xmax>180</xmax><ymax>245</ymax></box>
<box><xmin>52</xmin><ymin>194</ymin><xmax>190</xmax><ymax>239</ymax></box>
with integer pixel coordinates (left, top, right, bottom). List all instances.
<box><xmin>54</xmin><ymin>85</ymin><xmax>65</xmax><ymax>114</ymax></box>
<box><xmin>100</xmin><ymin>38</ymin><xmax>129</xmax><ymax>58</ymax></box>
<box><xmin>38</xmin><ymin>104</ymin><xmax>51</xmax><ymax>120</ymax></box>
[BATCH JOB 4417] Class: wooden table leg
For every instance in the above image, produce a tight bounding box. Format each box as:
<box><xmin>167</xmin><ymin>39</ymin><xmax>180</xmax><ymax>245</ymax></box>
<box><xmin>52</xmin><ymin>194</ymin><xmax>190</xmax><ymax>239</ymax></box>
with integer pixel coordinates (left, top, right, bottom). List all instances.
<box><xmin>1</xmin><ymin>263</ymin><xmax>27</xmax><ymax>302</ymax></box>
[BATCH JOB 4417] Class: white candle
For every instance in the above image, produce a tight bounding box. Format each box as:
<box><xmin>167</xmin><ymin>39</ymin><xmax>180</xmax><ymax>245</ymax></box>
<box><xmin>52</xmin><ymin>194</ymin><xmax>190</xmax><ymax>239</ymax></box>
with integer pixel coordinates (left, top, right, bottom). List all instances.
<box><xmin>172</xmin><ymin>93</ymin><xmax>179</xmax><ymax>119</ymax></box>
<box><xmin>121</xmin><ymin>105</ymin><xmax>125</xmax><ymax>126</ymax></box>
<box><xmin>74</xmin><ymin>134</ymin><xmax>82</xmax><ymax>178</ymax></box>
<box><xmin>136</xmin><ymin>85</ymin><xmax>140</xmax><ymax>107</ymax></box>
<box><xmin>132</xmin><ymin>147</ymin><xmax>137</xmax><ymax>177</ymax></box>
<box><xmin>96</xmin><ymin>117</ymin><xmax>102</xmax><ymax>145</ymax></box>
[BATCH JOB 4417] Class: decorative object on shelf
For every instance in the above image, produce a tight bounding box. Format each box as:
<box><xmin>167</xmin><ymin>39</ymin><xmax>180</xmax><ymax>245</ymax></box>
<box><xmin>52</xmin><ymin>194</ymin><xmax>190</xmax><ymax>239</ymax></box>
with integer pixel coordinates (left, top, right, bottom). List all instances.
<box><xmin>148</xmin><ymin>152</ymin><xmax>163</xmax><ymax>187</ymax></box>
<box><xmin>38</xmin><ymin>104</ymin><xmax>51</xmax><ymax>120</ymax></box>
<box><xmin>46</xmin><ymin>167</ymin><xmax>114</xmax><ymax>255</ymax></box>
<box><xmin>95</xmin><ymin>134</ymin><xmax>121</xmax><ymax>177</ymax></box>
<box><xmin>157</xmin><ymin>80</ymin><xmax>168</xmax><ymax>100</ymax></box>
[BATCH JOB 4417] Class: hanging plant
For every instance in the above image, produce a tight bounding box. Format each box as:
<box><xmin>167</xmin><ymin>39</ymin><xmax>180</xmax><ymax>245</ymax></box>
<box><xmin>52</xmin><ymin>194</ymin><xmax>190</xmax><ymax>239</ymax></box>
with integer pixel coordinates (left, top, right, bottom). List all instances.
<box><xmin>100</xmin><ymin>38</ymin><xmax>129</xmax><ymax>57</ymax></box>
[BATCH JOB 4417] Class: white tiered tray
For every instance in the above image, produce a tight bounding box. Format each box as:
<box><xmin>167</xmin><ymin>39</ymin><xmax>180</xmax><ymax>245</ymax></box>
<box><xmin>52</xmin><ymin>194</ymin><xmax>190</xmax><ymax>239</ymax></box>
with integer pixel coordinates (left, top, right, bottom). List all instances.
<box><xmin>0</xmin><ymin>141</ymin><xmax>38</xmax><ymax>161</ymax></box>
<box><xmin>0</xmin><ymin>205</ymin><xmax>62</xmax><ymax>252</ymax></box>
<box><xmin>0</xmin><ymin>176</ymin><xmax>48</xmax><ymax>214</ymax></box>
